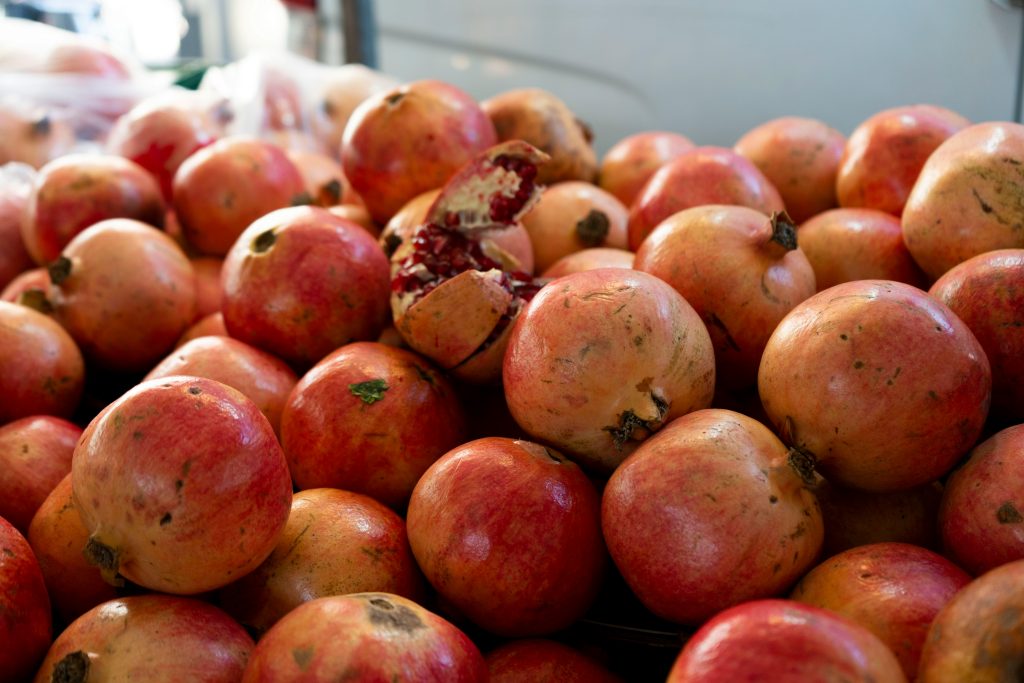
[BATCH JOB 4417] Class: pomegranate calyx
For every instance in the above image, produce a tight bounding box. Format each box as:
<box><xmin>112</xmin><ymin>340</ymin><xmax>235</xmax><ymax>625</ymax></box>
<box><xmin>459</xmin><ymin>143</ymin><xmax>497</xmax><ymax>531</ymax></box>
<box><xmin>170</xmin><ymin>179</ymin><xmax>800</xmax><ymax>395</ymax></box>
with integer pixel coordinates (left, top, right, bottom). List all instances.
<box><xmin>53</xmin><ymin>651</ymin><xmax>90</xmax><ymax>683</ymax></box>
<box><xmin>603</xmin><ymin>392</ymin><xmax>670</xmax><ymax>450</ymax></box>
<box><xmin>786</xmin><ymin>446</ymin><xmax>818</xmax><ymax>486</ymax></box>
<box><xmin>83</xmin><ymin>536</ymin><xmax>125</xmax><ymax>587</ymax></box>
<box><xmin>576</xmin><ymin>209</ymin><xmax>611</xmax><ymax>247</ymax></box>
<box><xmin>48</xmin><ymin>256</ymin><xmax>73</xmax><ymax>285</ymax></box>
<box><xmin>768</xmin><ymin>211</ymin><xmax>799</xmax><ymax>252</ymax></box>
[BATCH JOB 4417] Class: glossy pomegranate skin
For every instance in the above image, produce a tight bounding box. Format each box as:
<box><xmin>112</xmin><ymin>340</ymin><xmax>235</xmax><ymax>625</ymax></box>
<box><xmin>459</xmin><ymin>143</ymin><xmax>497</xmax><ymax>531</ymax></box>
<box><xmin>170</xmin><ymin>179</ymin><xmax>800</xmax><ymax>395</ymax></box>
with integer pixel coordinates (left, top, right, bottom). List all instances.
<box><xmin>918</xmin><ymin>559</ymin><xmax>1024</xmax><ymax>682</ymax></box>
<box><xmin>281</xmin><ymin>341</ymin><xmax>466</xmax><ymax>509</ymax></box>
<box><xmin>72</xmin><ymin>376</ymin><xmax>293</xmax><ymax>594</ymax></box>
<box><xmin>541</xmin><ymin>247</ymin><xmax>634</xmax><ymax>278</ymax></box>
<box><xmin>241</xmin><ymin>593</ymin><xmax>488</xmax><ymax>683</ymax></box>
<box><xmin>790</xmin><ymin>542</ymin><xmax>970</xmax><ymax>679</ymax></box>
<box><xmin>486</xmin><ymin>639</ymin><xmax>623</xmax><ymax>683</ymax></box>
<box><xmin>0</xmin><ymin>300</ymin><xmax>84</xmax><ymax>424</ymax></box>
<box><xmin>666</xmin><ymin>599</ymin><xmax>907</xmax><ymax>683</ymax></box>
<box><xmin>939</xmin><ymin>424</ymin><xmax>1024</xmax><ymax>576</ymax></box>
<box><xmin>342</xmin><ymin>79</ymin><xmax>498</xmax><ymax>223</ymax></box>
<box><xmin>929</xmin><ymin>249</ymin><xmax>1024</xmax><ymax>424</ymax></box>
<box><xmin>219</xmin><ymin>488</ymin><xmax>424</xmax><ymax>635</ymax></box>
<box><xmin>21</xmin><ymin>153</ymin><xmax>165</xmax><ymax>265</ymax></box>
<box><xmin>176</xmin><ymin>311</ymin><xmax>228</xmax><ymax>347</ymax></box>
<box><xmin>598</xmin><ymin>130</ymin><xmax>695</xmax><ymax>207</ymax></box>
<box><xmin>0</xmin><ymin>415</ymin><xmax>80</xmax><ymax>533</ymax></box>
<box><xmin>627</xmin><ymin>146</ymin><xmax>785</xmax><ymax>250</ymax></box>
<box><xmin>0</xmin><ymin>167</ymin><xmax>34</xmax><ymax>290</ymax></box>
<box><xmin>758</xmin><ymin>280</ymin><xmax>991</xmax><ymax>492</ymax></box>
<box><xmin>189</xmin><ymin>256</ymin><xmax>223</xmax><ymax>322</ymax></box>
<box><xmin>734</xmin><ymin>116</ymin><xmax>846</xmax><ymax>223</ymax></box>
<box><xmin>0</xmin><ymin>516</ymin><xmax>51</xmax><ymax>683</ymax></box>
<box><xmin>836</xmin><ymin>104</ymin><xmax>969</xmax><ymax>217</ymax></box>
<box><xmin>406</xmin><ymin>437</ymin><xmax>607</xmax><ymax>637</ymax></box>
<box><xmin>602</xmin><ymin>409</ymin><xmax>823</xmax><ymax>625</ymax></box>
<box><xmin>49</xmin><ymin>218</ymin><xmax>197</xmax><ymax>372</ymax></box>
<box><xmin>27</xmin><ymin>474</ymin><xmax>119</xmax><ymax>623</ymax></box>
<box><xmin>33</xmin><ymin>595</ymin><xmax>254</xmax><ymax>683</ymax></box>
<box><xmin>221</xmin><ymin>206</ymin><xmax>391</xmax><ymax>369</ymax></box>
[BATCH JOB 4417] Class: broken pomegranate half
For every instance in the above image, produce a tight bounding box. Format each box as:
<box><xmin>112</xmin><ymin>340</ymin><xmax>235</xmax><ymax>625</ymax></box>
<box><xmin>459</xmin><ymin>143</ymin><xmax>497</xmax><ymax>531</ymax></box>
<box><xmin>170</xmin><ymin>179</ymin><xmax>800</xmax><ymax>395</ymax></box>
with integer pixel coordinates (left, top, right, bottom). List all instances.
<box><xmin>390</xmin><ymin>140</ymin><xmax>549</xmax><ymax>383</ymax></box>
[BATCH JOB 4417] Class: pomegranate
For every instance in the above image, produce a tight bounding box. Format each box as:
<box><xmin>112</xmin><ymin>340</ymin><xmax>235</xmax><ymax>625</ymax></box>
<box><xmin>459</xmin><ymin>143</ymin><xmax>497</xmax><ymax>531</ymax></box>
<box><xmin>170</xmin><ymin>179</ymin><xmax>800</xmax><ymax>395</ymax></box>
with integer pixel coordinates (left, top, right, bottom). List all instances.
<box><xmin>241</xmin><ymin>593</ymin><xmax>488</xmax><ymax>682</ymax></box>
<box><xmin>758</xmin><ymin>280</ymin><xmax>991</xmax><ymax>491</ymax></box>
<box><xmin>482</xmin><ymin>88</ymin><xmax>597</xmax><ymax>184</ymax></box>
<box><xmin>929</xmin><ymin>249</ymin><xmax>1024</xmax><ymax>424</ymax></box>
<box><xmin>327</xmin><ymin>203</ymin><xmax>378</xmax><ymax>237</ymax></box>
<box><xmin>33</xmin><ymin>595</ymin><xmax>254</xmax><ymax>683</ymax></box>
<box><xmin>504</xmin><ymin>268</ymin><xmax>715</xmax><ymax>472</ymax></box>
<box><xmin>815</xmin><ymin>478</ymin><xmax>943</xmax><ymax>556</ymax></box>
<box><xmin>902</xmin><ymin>122</ymin><xmax>1024</xmax><ymax>279</ymax></box>
<box><xmin>0</xmin><ymin>162</ymin><xmax>34</xmax><ymax>289</ymax></box>
<box><xmin>797</xmin><ymin>208</ymin><xmax>927</xmax><ymax>291</ymax></box>
<box><xmin>177</xmin><ymin>311</ymin><xmax>228</xmax><ymax>347</ymax></box>
<box><xmin>219</xmin><ymin>488</ymin><xmax>424</xmax><ymax>634</ymax></box>
<box><xmin>791</xmin><ymin>542</ymin><xmax>970</xmax><ymax>679</ymax></box>
<box><xmin>521</xmin><ymin>181</ymin><xmax>629</xmax><ymax>273</ymax></box>
<box><xmin>287</xmin><ymin>148</ymin><xmax>351</xmax><ymax>207</ymax></box>
<box><xmin>0</xmin><ymin>105</ymin><xmax>74</xmax><ymax>169</ymax></box>
<box><xmin>627</xmin><ymin>146</ymin><xmax>785</xmax><ymax>250</ymax></box>
<box><xmin>0</xmin><ymin>516</ymin><xmax>51</xmax><ymax>683</ymax></box>
<box><xmin>72</xmin><ymin>376</ymin><xmax>292</xmax><ymax>594</ymax></box>
<box><xmin>602</xmin><ymin>409</ymin><xmax>823</xmax><ymax>625</ymax></box>
<box><xmin>734</xmin><ymin>116</ymin><xmax>846</xmax><ymax>223</ymax></box>
<box><xmin>0</xmin><ymin>415</ymin><xmax>80</xmax><ymax>533</ymax></box>
<box><xmin>486</xmin><ymin>639</ymin><xmax>623</xmax><ymax>683</ymax></box>
<box><xmin>342</xmin><ymin>79</ymin><xmax>498</xmax><ymax>223</ymax></box>
<box><xmin>190</xmin><ymin>256</ymin><xmax>223</xmax><ymax>322</ymax></box>
<box><xmin>939</xmin><ymin>424</ymin><xmax>1024</xmax><ymax>576</ymax></box>
<box><xmin>21</xmin><ymin>153</ymin><xmax>165</xmax><ymax>265</ymax></box>
<box><xmin>407</xmin><ymin>437</ymin><xmax>607</xmax><ymax>636</ymax></box>
<box><xmin>0</xmin><ymin>266</ymin><xmax>48</xmax><ymax>304</ymax></box>
<box><xmin>313</xmin><ymin>63</ymin><xmax>400</xmax><ymax>155</ymax></box>
<box><xmin>48</xmin><ymin>218</ymin><xmax>197</xmax><ymax>372</ymax></box>
<box><xmin>221</xmin><ymin>205</ymin><xmax>391</xmax><ymax>368</ymax></box>
<box><xmin>918</xmin><ymin>559</ymin><xmax>1024</xmax><ymax>681</ymax></box>
<box><xmin>172</xmin><ymin>136</ymin><xmax>306</xmax><ymax>256</ymax></box>
<box><xmin>389</xmin><ymin>141</ymin><xmax>548</xmax><ymax>383</ymax></box>
<box><xmin>28</xmin><ymin>474</ymin><xmax>118</xmax><ymax>622</ymax></box>
<box><xmin>666</xmin><ymin>599</ymin><xmax>906</xmax><ymax>682</ymax></box>
<box><xmin>144</xmin><ymin>335</ymin><xmax>298</xmax><ymax>436</ymax></box>
<box><xmin>280</xmin><ymin>341</ymin><xmax>466</xmax><ymax>509</ymax></box>
<box><xmin>541</xmin><ymin>247</ymin><xmax>634</xmax><ymax>278</ymax></box>
<box><xmin>634</xmin><ymin>206</ymin><xmax>816</xmax><ymax>390</ymax></box>
<box><xmin>836</xmin><ymin>104</ymin><xmax>969</xmax><ymax>217</ymax></box>
<box><xmin>598</xmin><ymin>130</ymin><xmax>695</xmax><ymax>207</ymax></box>
<box><xmin>0</xmin><ymin>300</ymin><xmax>84</xmax><ymax>424</ymax></box>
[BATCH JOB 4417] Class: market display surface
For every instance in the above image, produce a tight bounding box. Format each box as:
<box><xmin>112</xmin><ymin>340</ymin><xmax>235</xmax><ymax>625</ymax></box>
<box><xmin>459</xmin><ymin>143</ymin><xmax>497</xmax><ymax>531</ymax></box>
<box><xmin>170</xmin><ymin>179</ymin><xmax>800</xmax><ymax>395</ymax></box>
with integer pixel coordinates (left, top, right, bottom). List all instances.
<box><xmin>2</xmin><ymin>20</ymin><xmax>1024</xmax><ymax>683</ymax></box>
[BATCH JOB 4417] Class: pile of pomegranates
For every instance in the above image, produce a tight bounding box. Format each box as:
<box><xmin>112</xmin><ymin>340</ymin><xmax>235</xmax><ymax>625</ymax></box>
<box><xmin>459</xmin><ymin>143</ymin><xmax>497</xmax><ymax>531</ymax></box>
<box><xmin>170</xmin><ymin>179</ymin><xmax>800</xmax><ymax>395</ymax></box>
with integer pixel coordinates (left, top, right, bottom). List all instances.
<box><xmin>3</xmin><ymin>52</ymin><xmax>1024</xmax><ymax>682</ymax></box>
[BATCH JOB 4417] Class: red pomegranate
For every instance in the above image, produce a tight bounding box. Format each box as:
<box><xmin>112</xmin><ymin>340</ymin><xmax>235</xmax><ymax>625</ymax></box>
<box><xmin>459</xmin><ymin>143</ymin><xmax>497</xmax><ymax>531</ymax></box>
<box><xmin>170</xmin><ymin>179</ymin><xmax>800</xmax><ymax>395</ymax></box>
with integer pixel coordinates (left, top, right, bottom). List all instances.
<box><xmin>634</xmin><ymin>206</ymin><xmax>816</xmax><ymax>390</ymax></box>
<box><xmin>280</xmin><ymin>341</ymin><xmax>466</xmax><ymax>509</ymax></box>
<box><xmin>758</xmin><ymin>280</ymin><xmax>991</xmax><ymax>491</ymax></box>
<box><xmin>486</xmin><ymin>639</ymin><xmax>623</xmax><ymax>683</ymax></box>
<box><xmin>0</xmin><ymin>163</ymin><xmax>34</xmax><ymax>290</ymax></box>
<box><xmin>903</xmin><ymin>122</ymin><xmax>1024</xmax><ymax>279</ymax></box>
<box><xmin>666</xmin><ymin>599</ymin><xmax>906</xmax><ymax>682</ymax></box>
<box><xmin>28</xmin><ymin>474</ymin><xmax>118</xmax><ymax>622</ymax></box>
<box><xmin>481</xmin><ymin>88</ymin><xmax>597</xmax><ymax>184</ymax></box>
<box><xmin>598</xmin><ymin>130</ymin><xmax>695</xmax><ymax>207</ymax></box>
<box><xmin>627</xmin><ymin>146</ymin><xmax>785</xmax><ymax>250</ymax></box>
<box><xmin>33</xmin><ymin>595</ymin><xmax>254</xmax><ymax>683</ymax></box>
<box><xmin>219</xmin><ymin>488</ymin><xmax>424</xmax><ymax>634</ymax></box>
<box><xmin>286</xmin><ymin>148</ymin><xmax>351</xmax><ymax>207</ymax></box>
<box><xmin>21</xmin><ymin>153</ymin><xmax>165</xmax><ymax>265</ymax></box>
<box><xmin>836</xmin><ymin>104</ymin><xmax>969</xmax><ymax>217</ymax></box>
<box><xmin>602</xmin><ymin>409</ymin><xmax>823</xmax><ymax>625</ymax></box>
<box><xmin>939</xmin><ymin>424</ymin><xmax>1024</xmax><ymax>576</ymax></box>
<box><xmin>241</xmin><ymin>593</ymin><xmax>488</xmax><ymax>682</ymax></box>
<box><xmin>407</xmin><ymin>437</ymin><xmax>607</xmax><ymax>637</ymax></box>
<box><xmin>172</xmin><ymin>136</ymin><xmax>306</xmax><ymax>256</ymax></box>
<box><xmin>504</xmin><ymin>268</ymin><xmax>716</xmax><ymax>472</ymax></box>
<box><xmin>0</xmin><ymin>516</ymin><xmax>51</xmax><ymax>683</ymax></box>
<box><xmin>342</xmin><ymin>79</ymin><xmax>498</xmax><ymax>223</ymax></box>
<box><xmin>0</xmin><ymin>266</ymin><xmax>49</xmax><ymax>304</ymax></box>
<box><xmin>48</xmin><ymin>218</ymin><xmax>197</xmax><ymax>372</ymax></box>
<box><xmin>220</xmin><ymin>205</ymin><xmax>391</xmax><ymax>368</ymax></box>
<box><xmin>189</xmin><ymin>256</ymin><xmax>223</xmax><ymax>322</ymax></box>
<box><xmin>144</xmin><ymin>335</ymin><xmax>298</xmax><ymax>436</ymax></box>
<box><xmin>918</xmin><ymin>559</ymin><xmax>1024</xmax><ymax>681</ymax></box>
<box><xmin>0</xmin><ymin>415</ymin><xmax>80</xmax><ymax>533</ymax></box>
<box><xmin>313</xmin><ymin>63</ymin><xmax>399</xmax><ymax>155</ymax></box>
<box><xmin>797</xmin><ymin>208</ymin><xmax>927</xmax><ymax>291</ymax></box>
<box><xmin>327</xmin><ymin>203</ymin><xmax>378</xmax><ymax>237</ymax></box>
<box><xmin>790</xmin><ymin>542</ymin><xmax>971</xmax><ymax>679</ymax></box>
<box><xmin>929</xmin><ymin>249</ymin><xmax>1024</xmax><ymax>424</ymax></box>
<box><xmin>541</xmin><ymin>247</ymin><xmax>634</xmax><ymax>278</ymax></box>
<box><xmin>72</xmin><ymin>376</ymin><xmax>293</xmax><ymax>594</ymax></box>
<box><xmin>734</xmin><ymin>116</ymin><xmax>846</xmax><ymax>223</ymax></box>
<box><xmin>176</xmin><ymin>311</ymin><xmax>228</xmax><ymax>347</ymax></box>
<box><xmin>0</xmin><ymin>300</ymin><xmax>84</xmax><ymax>424</ymax></box>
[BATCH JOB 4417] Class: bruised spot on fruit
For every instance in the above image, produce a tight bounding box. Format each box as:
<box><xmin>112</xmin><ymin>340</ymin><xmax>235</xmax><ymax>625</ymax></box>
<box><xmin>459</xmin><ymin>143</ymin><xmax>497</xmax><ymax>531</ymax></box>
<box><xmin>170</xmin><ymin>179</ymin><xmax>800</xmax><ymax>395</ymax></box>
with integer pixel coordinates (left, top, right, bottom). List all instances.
<box><xmin>367</xmin><ymin>596</ymin><xmax>425</xmax><ymax>632</ymax></box>
<box><xmin>853</xmin><ymin>360</ymin><xmax>865</xmax><ymax>369</ymax></box>
<box><xmin>928</xmin><ymin>390</ymin><xmax>939</xmax><ymax>400</ymax></box>
<box><xmin>575</xmin><ymin>209</ymin><xmax>610</xmax><ymax>247</ymax></box>
<box><xmin>292</xmin><ymin>645</ymin><xmax>315</xmax><ymax>671</ymax></box>
<box><xmin>48</xmin><ymin>256</ymin><xmax>73</xmax><ymax>285</ymax></box>
<box><xmin>160</xmin><ymin>512</ymin><xmax>172</xmax><ymax>526</ymax></box>
<box><xmin>52</xmin><ymin>650</ymin><xmax>90</xmax><ymax>683</ymax></box>
<box><xmin>349</xmin><ymin>379</ymin><xmax>389</xmax><ymax>405</ymax></box>
<box><xmin>769</xmin><ymin>495</ymin><xmax>779</xmax><ymax>504</ymax></box>
<box><xmin>251</xmin><ymin>229</ymin><xmax>277</xmax><ymax>254</ymax></box>
<box><xmin>997</xmin><ymin>502</ymin><xmax>1024</xmax><ymax>524</ymax></box>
